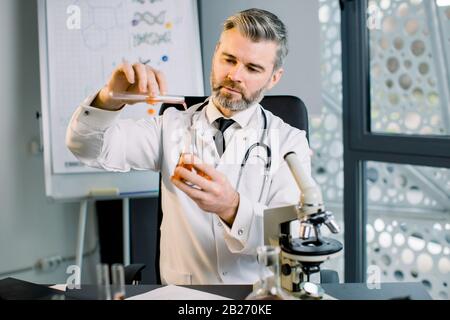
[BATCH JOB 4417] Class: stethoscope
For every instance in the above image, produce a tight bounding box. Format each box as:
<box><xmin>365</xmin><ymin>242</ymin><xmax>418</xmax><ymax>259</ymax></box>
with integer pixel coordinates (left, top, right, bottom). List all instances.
<box><xmin>189</xmin><ymin>99</ymin><xmax>271</xmax><ymax>202</ymax></box>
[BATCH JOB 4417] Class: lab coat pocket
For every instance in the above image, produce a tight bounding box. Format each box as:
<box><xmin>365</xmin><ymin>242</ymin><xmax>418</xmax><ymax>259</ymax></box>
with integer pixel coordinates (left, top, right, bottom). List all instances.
<box><xmin>161</xmin><ymin>266</ymin><xmax>193</xmax><ymax>285</ymax></box>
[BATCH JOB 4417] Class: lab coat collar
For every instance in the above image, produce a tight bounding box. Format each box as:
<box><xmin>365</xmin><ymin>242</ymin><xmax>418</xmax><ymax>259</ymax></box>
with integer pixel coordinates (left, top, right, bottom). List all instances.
<box><xmin>205</xmin><ymin>98</ymin><xmax>259</xmax><ymax>129</ymax></box>
<box><xmin>189</xmin><ymin>98</ymin><xmax>265</xmax><ymax>168</ymax></box>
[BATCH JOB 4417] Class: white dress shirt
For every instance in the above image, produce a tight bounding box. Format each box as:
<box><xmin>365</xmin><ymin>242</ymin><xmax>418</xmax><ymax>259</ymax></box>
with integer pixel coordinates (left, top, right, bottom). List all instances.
<box><xmin>66</xmin><ymin>94</ymin><xmax>311</xmax><ymax>285</ymax></box>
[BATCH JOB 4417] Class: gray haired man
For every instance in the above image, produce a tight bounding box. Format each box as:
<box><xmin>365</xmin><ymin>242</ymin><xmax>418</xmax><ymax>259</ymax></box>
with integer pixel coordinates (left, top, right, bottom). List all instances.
<box><xmin>67</xmin><ymin>8</ymin><xmax>311</xmax><ymax>284</ymax></box>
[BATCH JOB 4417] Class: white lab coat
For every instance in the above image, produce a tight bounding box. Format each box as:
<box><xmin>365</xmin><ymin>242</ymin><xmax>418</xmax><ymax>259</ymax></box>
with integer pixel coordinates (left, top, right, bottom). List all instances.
<box><xmin>66</xmin><ymin>95</ymin><xmax>311</xmax><ymax>285</ymax></box>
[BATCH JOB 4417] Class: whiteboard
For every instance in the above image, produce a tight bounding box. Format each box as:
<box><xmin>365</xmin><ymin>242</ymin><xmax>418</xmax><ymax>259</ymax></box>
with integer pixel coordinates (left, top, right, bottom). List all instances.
<box><xmin>38</xmin><ymin>0</ymin><xmax>204</xmax><ymax>200</ymax></box>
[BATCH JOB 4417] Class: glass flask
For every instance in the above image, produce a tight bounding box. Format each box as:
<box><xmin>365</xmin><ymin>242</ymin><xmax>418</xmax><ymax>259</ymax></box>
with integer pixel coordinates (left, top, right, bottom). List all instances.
<box><xmin>245</xmin><ymin>245</ymin><xmax>294</xmax><ymax>300</ymax></box>
<box><xmin>173</xmin><ymin>125</ymin><xmax>211</xmax><ymax>183</ymax></box>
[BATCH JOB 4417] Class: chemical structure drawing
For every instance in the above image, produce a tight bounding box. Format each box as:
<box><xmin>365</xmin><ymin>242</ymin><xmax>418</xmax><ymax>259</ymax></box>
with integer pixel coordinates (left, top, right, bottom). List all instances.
<box><xmin>75</xmin><ymin>0</ymin><xmax>124</xmax><ymax>51</ymax></box>
<box><xmin>132</xmin><ymin>11</ymin><xmax>166</xmax><ymax>27</ymax></box>
<box><xmin>133</xmin><ymin>31</ymin><xmax>171</xmax><ymax>47</ymax></box>
<box><xmin>139</xmin><ymin>57</ymin><xmax>152</xmax><ymax>65</ymax></box>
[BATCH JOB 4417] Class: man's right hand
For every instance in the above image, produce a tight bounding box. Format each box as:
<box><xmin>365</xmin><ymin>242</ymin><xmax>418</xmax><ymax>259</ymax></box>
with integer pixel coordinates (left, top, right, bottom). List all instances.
<box><xmin>92</xmin><ymin>61</ymin><xmax>168</xmax><ymax>111</ymax></box>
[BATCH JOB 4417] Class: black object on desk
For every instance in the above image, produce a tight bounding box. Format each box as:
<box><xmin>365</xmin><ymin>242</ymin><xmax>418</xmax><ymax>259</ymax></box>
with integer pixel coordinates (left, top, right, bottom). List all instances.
<box><xmin>0</xmin><ymin>278</ymin><xmax>66</xmax><ymax>300</ymax></box>
<box><xmin>321</xmin><ymin>282</ymin><xmax>431</xmax><ymax>300</ymax></box>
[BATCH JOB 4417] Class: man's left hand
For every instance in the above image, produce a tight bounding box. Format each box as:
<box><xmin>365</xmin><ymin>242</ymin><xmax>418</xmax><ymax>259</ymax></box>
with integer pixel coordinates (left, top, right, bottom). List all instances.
<box><xmin>170</xmin><ymin>154</ymin><xmax>240</xmax><ymax>227</ymax></box>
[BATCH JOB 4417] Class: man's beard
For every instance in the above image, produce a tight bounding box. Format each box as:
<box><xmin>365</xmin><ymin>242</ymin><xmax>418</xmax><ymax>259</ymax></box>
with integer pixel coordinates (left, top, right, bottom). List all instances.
<box><xmin>210</xmin><ymin>71</ymin><xmax>268</xmax><ymax>112</ymax></box>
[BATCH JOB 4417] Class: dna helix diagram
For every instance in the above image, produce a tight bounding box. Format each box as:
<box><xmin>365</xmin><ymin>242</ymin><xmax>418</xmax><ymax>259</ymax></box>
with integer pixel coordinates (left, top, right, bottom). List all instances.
<box><xmin>133</xmin><ymin>31</ymin><xmax>171</xmax><ymax>46</ymax></box>
<box><xmin>132</xmin><ymin>11</ymin><xmax>166</xmax><ymax>27</ymax></box>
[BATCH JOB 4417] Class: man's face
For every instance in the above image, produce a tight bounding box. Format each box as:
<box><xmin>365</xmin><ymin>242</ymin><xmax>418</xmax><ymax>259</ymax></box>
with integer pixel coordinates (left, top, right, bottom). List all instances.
<box><xmin>210</xmin><ymin>28</ymin><xmax>283</xmax><ymax>112</ymax></box>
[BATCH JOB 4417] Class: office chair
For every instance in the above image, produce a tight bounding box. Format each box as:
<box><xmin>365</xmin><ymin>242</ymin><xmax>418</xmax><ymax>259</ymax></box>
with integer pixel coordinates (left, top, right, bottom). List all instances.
<box><xmin>154</xmin><ymin>95</ymin><xmax>310</xmax><ymax>284</ymax></box>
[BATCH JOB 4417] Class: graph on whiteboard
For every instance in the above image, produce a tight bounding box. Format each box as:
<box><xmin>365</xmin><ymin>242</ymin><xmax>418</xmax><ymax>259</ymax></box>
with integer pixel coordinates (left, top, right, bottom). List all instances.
<box><xmin>44</xmin><ymin>0</ymin><xmax>203</xmax><ymax>174</ymax></box>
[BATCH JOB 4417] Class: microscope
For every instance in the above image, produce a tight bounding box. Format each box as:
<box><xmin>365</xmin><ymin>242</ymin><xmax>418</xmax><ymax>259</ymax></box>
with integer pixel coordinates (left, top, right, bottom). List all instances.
<box><xmin>263</xmin><ymin>152</ymin><xmax>343</xmax><ymax>298</ymax></box>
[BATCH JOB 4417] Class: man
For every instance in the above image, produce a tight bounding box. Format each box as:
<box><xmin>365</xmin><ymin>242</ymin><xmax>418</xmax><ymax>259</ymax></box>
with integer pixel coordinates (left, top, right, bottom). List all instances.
<box><xmin>66</xmin><ymin>8</ymin><xmax>311</xmax><ymax>284</ymax></box>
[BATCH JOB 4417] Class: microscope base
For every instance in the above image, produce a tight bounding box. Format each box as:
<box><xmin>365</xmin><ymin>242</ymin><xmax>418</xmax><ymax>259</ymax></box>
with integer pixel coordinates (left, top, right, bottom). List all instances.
<box><xmin>279</xmin><ymin>237</ymin><xmax>343</xmax><ymax>293</ymax></box>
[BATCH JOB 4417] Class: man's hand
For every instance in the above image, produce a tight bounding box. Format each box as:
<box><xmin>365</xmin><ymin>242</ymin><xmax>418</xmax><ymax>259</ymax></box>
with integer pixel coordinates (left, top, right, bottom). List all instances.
<box><xmin>170</xmin><ymin>154</ymin><xmax>240</xmax><ymax>227</ymax></box>
<box><xmin>92</xmin><ymin>61</ymin><xmax>168</xmax><ymax>111</ymax></box>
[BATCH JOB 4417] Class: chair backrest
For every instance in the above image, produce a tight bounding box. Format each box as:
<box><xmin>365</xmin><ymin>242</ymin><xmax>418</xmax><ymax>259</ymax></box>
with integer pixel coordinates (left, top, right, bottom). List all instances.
<box><xmin>154</xmin><ymin>95</ymin><xmax>309</xmax><ymax>283</ymax></box>
<box><xmin>159</xmin><ymin>95</ymin><xmax>309</xmax><ymax>140</ymax></box>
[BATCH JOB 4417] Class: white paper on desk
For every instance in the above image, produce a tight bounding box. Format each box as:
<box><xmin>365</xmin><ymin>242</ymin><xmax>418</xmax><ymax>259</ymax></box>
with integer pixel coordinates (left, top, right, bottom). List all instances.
<box><xmin>49</xmin><ymin>284</ymin><xmax>67</xmax><ymax>292</ymax></box>
<box><xmin>126</xmin><ymin>285</ymin><xmax>231</xmax><ymax>300</ymax></box>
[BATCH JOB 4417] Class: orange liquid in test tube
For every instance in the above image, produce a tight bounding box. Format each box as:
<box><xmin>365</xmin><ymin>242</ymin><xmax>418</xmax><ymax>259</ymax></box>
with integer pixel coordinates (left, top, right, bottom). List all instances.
<box><xmin>109</xmin><ymin>92</ymin><xmax>186</xmax><ymax>110</ymax></box>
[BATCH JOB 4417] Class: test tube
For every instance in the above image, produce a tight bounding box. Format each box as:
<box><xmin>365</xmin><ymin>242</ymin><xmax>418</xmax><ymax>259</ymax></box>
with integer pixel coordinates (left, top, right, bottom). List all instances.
<box><xmin>109</xmin><ymin>91</ymin><xmax>186</xmax><ymax>107</ymax></box>
<box><xmin>96</xmin><ymin>263</ymin><xmax>111</xmax><ymax>300</ymax></box>
<box><xmin>111</xmin><ymin>264</ymin><xmax>126</xmax><ymax>300</ymax></box>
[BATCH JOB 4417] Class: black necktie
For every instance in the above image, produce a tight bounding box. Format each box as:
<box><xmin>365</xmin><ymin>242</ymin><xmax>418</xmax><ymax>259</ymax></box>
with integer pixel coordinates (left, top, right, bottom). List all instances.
<box><xmin>214</xmin><ymin>117</ymin><xmax>235</xmax><ymax>156</ymax></box>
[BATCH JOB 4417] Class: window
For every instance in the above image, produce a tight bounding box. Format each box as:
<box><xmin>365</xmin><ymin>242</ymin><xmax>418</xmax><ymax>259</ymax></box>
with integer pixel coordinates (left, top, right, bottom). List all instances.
<box><xmin>341</xmin><ymin>0</ymin><xmax>450</xmax><ymax>299</ymax></box>
<box><xmin>369</xmin><ymin>0</ymin><xmax>450</xmax><ymax>135</ymax></box>
<box><xmin>366</xmin><ymin>161</ymin><xmax>450</xmax><ymax>299</ymax></box>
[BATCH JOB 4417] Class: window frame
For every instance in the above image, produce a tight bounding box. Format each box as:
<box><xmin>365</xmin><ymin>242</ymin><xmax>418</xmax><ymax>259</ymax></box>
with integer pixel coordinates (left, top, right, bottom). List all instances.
<box><xmin>340</xmin><ymin>0</ymin><xmax>450</xmax><ymax>282</ymax></box>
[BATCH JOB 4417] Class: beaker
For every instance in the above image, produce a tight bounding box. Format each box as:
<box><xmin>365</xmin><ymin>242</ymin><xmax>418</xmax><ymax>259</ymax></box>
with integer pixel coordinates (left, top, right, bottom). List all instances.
<box><xmin>245</xmin><ymin>245</ymin><xmax>294</xmax><ymax>300</ymax></box>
